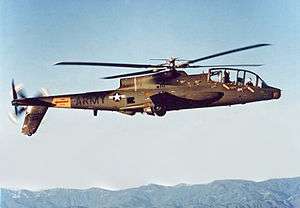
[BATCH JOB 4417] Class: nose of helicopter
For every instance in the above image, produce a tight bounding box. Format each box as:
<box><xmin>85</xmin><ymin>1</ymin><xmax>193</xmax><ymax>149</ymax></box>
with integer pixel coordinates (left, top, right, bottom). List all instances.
<box><xmin>272</xmin><ymin>87</ymin><xmax>281</xmax><ymax>99</ymax></box>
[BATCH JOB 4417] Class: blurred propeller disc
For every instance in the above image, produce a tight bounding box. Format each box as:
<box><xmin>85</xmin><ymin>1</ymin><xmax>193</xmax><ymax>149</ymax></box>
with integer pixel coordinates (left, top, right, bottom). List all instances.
<box><xmin>8</xmin><ymin>112</ymin><xmax>18</xmax><ymax>124</ymax></box>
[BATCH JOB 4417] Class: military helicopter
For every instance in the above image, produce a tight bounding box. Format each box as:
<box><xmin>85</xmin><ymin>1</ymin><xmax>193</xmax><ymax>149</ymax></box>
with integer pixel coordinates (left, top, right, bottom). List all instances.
<box><xmin>10</xmin><ymin>43</ymin><xmax>281</xmax><ymax>136</ymax></box>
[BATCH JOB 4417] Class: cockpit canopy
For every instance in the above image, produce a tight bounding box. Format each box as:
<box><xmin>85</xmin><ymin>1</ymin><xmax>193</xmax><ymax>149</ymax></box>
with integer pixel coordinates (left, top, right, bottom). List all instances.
<box><xmin>209</xmin><ymin>68</ymin><xmax>268</xmax><ymax>88</ymax></box>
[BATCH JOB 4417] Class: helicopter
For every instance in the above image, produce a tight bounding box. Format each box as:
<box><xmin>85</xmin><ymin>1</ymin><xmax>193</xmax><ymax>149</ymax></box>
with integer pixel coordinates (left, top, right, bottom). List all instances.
<box><xmin>10</xmin><ymin>43</ymin><xmax>281</xmax><ymax>136</ymax></box>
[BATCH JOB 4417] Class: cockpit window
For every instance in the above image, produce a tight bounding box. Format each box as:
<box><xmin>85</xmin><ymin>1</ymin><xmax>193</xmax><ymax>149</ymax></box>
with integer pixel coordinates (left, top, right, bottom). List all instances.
<box><xmin>236</xmin><ymin>70</ymin><xmax>245</xmax><ymax>86</ymax></box>
<box><xmin>209</xmin><ymin>68</ymin><xmax>267</xmax><ymax>88</ymax></box>
<box><xmin>245</xmin><ymin>72</ymin><xmax>256</xmax><ymax>87</ymax></box>
<box><xmin>257</xmin><ymin>77</ymin><xmax>263</xmax><ymax>88</ymax></box>
<box><xmin>210</xmin><ymin>70</ymin><xmax>222</xmax><ymax>82</ymax></box>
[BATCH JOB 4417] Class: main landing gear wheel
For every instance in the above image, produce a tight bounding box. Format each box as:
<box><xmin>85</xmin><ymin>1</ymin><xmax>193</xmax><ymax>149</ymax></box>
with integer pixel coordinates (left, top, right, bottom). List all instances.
<box><xmin>153</xmin><ymin>105</ymin><xmax>166</xmax><ymax>117</ymax></box>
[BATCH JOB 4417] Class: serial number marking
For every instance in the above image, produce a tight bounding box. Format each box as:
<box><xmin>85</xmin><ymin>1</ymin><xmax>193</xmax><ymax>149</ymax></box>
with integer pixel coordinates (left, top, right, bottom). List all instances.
<box><xmin>52</xmin><ymin>97</ymin><xmax>71</xmax><ymax>108</ymax></box>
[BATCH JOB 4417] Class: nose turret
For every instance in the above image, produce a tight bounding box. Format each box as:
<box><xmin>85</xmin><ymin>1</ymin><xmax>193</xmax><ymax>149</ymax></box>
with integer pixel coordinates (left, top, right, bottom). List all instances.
<box><xmin>272</xmin><ymin>87</ymin><xmax>281</xmax><ymax>99</ymax></box>
<box><xmin>272</xmin><ymin>88</ymin><xmax>281</xmax><ymax>99</ymax></box>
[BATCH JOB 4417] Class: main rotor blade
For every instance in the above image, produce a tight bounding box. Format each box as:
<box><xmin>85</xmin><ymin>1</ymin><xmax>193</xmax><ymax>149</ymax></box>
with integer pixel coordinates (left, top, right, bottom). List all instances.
<box><xmin>102</xmin><ymin>68</ymin><xmax>166</xmax><ymax>79</ymax></box>
<box><xmin>184</xmin><ymin>44</ymin><xmax>270</xmax><ymax>65</ymax></box>
<box><xmin>55</xmin><ymin>62</ymin><xmax>163</xmax><ymax>68</ymax></box>
<box><xmin>186</xmin><ymin>64</ymin><xmax>263</xmax><ymax>68</ymax></box>
<box><xmin>149</xmin><ymin>58</ymin><xmax>169</xmax><ymax>61</ymax></box>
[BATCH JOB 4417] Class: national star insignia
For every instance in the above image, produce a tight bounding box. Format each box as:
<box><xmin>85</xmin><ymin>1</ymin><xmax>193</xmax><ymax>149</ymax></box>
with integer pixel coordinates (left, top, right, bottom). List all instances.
<box><xmin>109</xmin><ymin>92</ymin><xmax>126</xmax><ymax>102</ymax></box>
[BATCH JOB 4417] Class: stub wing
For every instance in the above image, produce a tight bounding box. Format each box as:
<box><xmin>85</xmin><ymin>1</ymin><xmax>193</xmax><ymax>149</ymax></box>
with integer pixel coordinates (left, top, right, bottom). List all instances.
<box><xmin>22</xmin><ymin>106</ymin><xmax>48</xmax><ymax>136</ymax></box>
<box><xmin>150</xmin><ymin>91</ymin><xmax>224</xmax><ymax>110</ymax></box>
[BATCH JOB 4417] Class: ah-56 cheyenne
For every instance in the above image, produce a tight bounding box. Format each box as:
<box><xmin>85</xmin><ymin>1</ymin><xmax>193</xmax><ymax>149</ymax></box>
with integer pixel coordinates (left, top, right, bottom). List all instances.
<box><xmin>10</xmin><ymin>44</ymin><xmax>280</xmax><ymax>136</ymax></box>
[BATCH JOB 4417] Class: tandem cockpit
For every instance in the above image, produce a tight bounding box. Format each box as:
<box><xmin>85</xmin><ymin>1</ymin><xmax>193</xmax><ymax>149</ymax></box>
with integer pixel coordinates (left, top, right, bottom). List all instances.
<box><xmin>208</xmin><ymin>68</ymin><xmax>269</xmax><ymax>88</ymax></box>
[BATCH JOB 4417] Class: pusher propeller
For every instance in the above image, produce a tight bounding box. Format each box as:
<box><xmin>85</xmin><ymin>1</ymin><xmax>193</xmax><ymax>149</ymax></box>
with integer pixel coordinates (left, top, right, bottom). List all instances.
<box><xmin>9</xmin><ymin>79</ymin><xmax>50</xmax><ymax>123</ymax></box>
<box><xmin>9</xmin><ymin>80</ymin><xmax>28</xmax><ymax>123</ymax></box>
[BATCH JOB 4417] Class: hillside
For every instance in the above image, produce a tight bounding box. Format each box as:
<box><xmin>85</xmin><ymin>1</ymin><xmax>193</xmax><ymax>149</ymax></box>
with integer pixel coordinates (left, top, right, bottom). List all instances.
<box><xmin>2</xmin><ymin>177</ymin><xmax>300</xmax><ymax>208</ymax></box>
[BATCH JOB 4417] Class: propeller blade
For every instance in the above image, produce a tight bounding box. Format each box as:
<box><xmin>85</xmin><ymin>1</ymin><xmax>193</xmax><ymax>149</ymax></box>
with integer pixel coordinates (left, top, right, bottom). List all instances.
<box><xmin>8</xmin><ymin>106</ymin><xmax>27</xmax><ymax>124</ymax></box>
<box><xmin>40</xmin><ymin>88</ymin><xmax>50</xmax><ymax>96</ymax></box>
<box><xmin>11</xmin><ymin>79</ymin><xmax>17</xmax><ymax>100</ymax></box>
<box><xmin>18</xmin><ymin>107</ymin><xmax>27</xmax><ymax>116</ymax></box>
<box><xmin>186</xmin><ymin>64</ymin><xmax>263</xmax><ymax>68</ymax></box>
<box><xmin>8</xmin><ymin>107</ymin><xmax>27</xmax><ymax>124</ymax></box>
<box><xmin>55</xmin><ymin>62</ymin><xmax>164</xmax><ymax>69</ymax></box>
<box><xmin>32</xmin><ymin>88</ymin><xmax>50</xmax><ymax>98</ymax></box>
<box><xmin>8</xmin><ymin>112</ymin><xmax>18</xmax><ymax>124</ymax></box>
<box><xmin>17</xmin><ymin>89</ymin><xmax>27</xmax><ymax>99</ymax></box>
<box><xmin>14</xmin><ymin>106</ymin><xmax>18</xmax><ymax>116</ymax></box>
<box><xmin>11</xmin><ymin>83</ymin><xmax>27</xmax><ymax>98</ymax></box>
<box><xmin>34</xmin><ymin>92</ymin><xmax>43</xmax><ymax>98</ymax></box>
<box><xmin>183</xmin><ymin>44</ymin><xmax>270</xmax><ymax>66</ymax></box>
<box><xmin>102</xmin><ymin>68</ymin><xmax>166</xmax><ymax>79</ymax></box>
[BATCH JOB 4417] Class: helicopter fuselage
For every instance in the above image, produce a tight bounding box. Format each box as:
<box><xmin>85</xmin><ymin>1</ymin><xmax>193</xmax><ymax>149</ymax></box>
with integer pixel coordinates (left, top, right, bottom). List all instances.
<box><xmin>13</xmin><ymin>69</ymin><xmax>281</xmax><ymax>116</ymax></box>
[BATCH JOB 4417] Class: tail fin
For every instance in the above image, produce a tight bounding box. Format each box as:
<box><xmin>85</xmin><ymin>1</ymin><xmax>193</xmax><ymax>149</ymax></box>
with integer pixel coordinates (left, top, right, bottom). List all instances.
<box><xmin>20</xmin><ymin>88</ymin><xmax>49</xmax><ymax>136</ymax></box>
<box><xmin>22</xmin><ymin>106</ymin><xmax>48</xmax><ymax>136</ymax></box>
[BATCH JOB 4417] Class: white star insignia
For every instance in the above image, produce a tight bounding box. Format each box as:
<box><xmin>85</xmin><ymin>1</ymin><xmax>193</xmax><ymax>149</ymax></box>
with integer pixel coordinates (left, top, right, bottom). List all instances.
<box><xmin>109</xmin><ymin>92</ymin><xmax>126</xmax><ymax>102</ymax></box>
<box><xmin>113</xmin><ymin>93</ymin><xmax>121</xmax><ymax>101</ymax></box>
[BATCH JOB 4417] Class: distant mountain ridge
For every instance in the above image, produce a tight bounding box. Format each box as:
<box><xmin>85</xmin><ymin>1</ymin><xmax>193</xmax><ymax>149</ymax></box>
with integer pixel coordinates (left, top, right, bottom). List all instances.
<box><xmin>2</xmin><ymin>177</ymin><xmax>300</xmax><ymax>208</ymax></box>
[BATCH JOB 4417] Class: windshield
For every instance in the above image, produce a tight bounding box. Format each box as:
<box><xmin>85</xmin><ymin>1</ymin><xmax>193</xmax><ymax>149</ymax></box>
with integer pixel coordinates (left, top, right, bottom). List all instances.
<box><xmin>209</xmin><ymin>68</ymin><xmax>268</xmax><ymax>88</ymax></box>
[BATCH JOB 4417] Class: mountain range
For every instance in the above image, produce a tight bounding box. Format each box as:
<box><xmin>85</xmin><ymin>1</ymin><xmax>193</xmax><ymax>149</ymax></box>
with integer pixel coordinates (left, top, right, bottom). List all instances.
<box><xmin>1</xmin><ymin>177</ymin><xmax>300</xmax><ymax>208</ymax></box>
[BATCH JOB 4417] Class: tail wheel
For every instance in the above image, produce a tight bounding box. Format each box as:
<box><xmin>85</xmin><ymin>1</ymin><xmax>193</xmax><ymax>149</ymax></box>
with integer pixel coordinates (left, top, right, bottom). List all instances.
<box><xmin>153</xmin><ymin>105</ymin><xmax>166</xmax><ymax>117</ymax></box>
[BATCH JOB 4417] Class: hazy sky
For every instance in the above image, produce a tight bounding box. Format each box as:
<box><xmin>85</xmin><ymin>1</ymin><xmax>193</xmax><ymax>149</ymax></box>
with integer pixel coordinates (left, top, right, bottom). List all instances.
<box><xmin>0</xmin><ymin>0</ymin><xmax>299</xmax><ymax>190</ymax></box>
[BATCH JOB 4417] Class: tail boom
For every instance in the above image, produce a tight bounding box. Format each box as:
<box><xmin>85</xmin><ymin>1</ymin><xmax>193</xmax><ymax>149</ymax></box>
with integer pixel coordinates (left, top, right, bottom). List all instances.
<box><xmin>12</xmin><ymin>90</ymin><xmax>115</xmax><ymax>110</ymax></box>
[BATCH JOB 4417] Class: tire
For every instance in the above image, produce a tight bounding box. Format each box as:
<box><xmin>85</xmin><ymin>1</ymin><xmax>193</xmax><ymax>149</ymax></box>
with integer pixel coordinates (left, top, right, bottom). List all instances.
<box><xmin>154</xmin><ymin>105</ymin><xmax>166</xmax><ymax>117</ymax></box>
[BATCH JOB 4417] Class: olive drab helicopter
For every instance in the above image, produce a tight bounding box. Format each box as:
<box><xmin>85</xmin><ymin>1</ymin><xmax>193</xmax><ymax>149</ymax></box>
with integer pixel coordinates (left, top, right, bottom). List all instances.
<box><xmin>10</xmin><ymin>43</ymin><xmax>281</xmax><ymax>136</ymax></box>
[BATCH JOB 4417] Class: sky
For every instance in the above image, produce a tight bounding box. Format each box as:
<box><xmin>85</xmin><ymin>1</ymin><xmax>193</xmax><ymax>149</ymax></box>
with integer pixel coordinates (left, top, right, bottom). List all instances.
<box><xmin>0</xmin><ymin>0</ymin><xmax>299</xmax><ymax>190</ymax></box>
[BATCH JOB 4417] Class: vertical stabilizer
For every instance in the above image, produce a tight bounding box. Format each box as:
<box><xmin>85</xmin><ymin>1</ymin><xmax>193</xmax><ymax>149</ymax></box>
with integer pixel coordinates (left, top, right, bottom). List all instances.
<box><xmin>21</xmin><ymin>106</ymin><xmax>48</xmax><ymax>136</ymax></box>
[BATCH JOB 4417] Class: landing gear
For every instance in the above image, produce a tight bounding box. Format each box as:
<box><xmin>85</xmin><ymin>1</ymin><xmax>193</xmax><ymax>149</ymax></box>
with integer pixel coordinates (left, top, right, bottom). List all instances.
<box><xmin>153</xmin><ymin>105</ymin><xmax>166</xmax><ymax>117</ymax></box>
<box><xmin>93</xmin><ymin>110</ymin><xmax>98</xmax><ymax>116</ymax></box>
